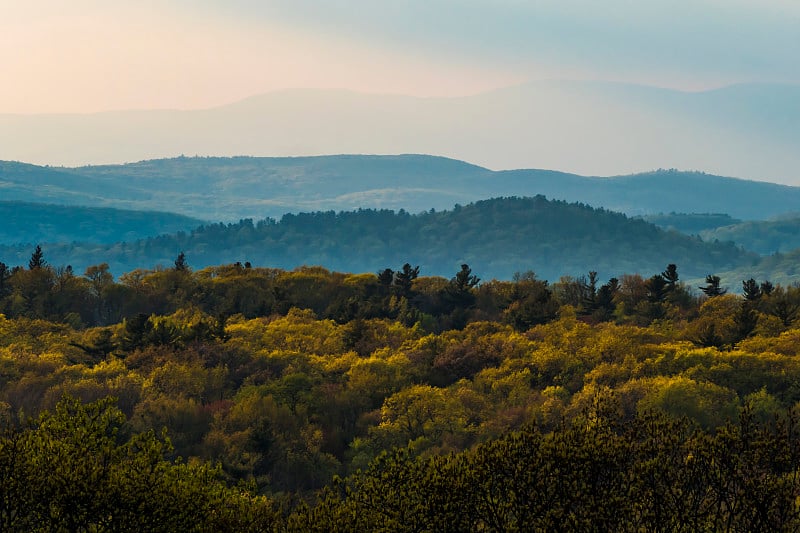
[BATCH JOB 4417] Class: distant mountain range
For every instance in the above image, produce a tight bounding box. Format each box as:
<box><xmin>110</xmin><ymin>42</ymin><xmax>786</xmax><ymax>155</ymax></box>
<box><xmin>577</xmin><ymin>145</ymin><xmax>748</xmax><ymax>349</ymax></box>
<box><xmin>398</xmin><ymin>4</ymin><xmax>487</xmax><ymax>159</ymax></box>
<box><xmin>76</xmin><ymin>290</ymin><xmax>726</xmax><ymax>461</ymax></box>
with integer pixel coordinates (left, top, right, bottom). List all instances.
<box><xmin>3</xmin><ymin>155</ymin><xmax>800</xmax><ymax>222</ymax></box>
<box><xmin>1</xmin><ymin>81</ymin><xmax>799</xmax><ymax>184</ymax></box>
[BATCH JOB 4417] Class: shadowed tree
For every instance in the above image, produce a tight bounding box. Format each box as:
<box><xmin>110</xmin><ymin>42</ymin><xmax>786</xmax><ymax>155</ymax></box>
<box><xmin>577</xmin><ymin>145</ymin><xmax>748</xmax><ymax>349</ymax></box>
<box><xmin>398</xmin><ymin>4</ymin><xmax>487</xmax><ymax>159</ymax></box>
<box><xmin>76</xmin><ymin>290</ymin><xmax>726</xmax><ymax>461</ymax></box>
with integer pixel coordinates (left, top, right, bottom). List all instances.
<box><xmin>0</xmin><ymin>262</ymin><xmax>9</xmax><ymax>298</ymax></box>
<box><xmin>700</xmin><ymin>275</ymin><xmax>726</xmax><ymax>297</ymax></box>
<box><xmin>733</xmin><ymin>302</ymin><xmax>759</xmax><ymax>341</ymax></box>
<box><xmin>393</xmin><ymin>264</ymin><xmax>419</xmax><ymax>298</ymax></box>
<box><xmin>594</xmin><ymin>277</ymin><xmax>619</xmax><ymax>321</ymax></box>
<box><xmin>742</xmin><ymin>278</ymin><xmax>762</xmax><ymax>301</ymax></box>
<box><xmin>377</xmin><ymin>268</ymin><xmax>394</xmax><ymax>288</ymax></box>
<box><xmin>174</xmin><ymin>252</ymin><xmax>188</xmax><ymax>271</ymax></box>
<box><xmin>505</xmin><ymin>272</ymin><xmax>559</xmax><ymax>330</ymax></box>
<box><xmin>441</xmin><ymin>264</ymin><xmax>482</xmax><ymax>328</ymax></box>
<box><xmin>646</xmin><ymin>275</ymin><xmax>668</xmax><ymax>303</ymax></box>
<box><xmin>581</xmin><ymin>271</ymin><xmax>599</xmax><ymax>313</ymax></box>
<box><xmin>662</xmin><ymin>264</ymin><xmax>679</xmax><ymax>291</ymax></box>
<box><xmin>660</xmin><ymin>263</ymin><xmax>685</xmax><ymax>305</ymax></box>
<box><xmin>760</xmin><ymin>280</ymin><xmax>774</xmax><ymax>296</ymax></box>
<box><xmin>28</xmin><ymin>245</ymin><xmax>46</xmax><ymax>270</ymax></box>
<box><xmin>768</xmin><ymin>286</ymin><xmax>800</xmax><ymax>327</ymax></box>
<box><xmin>451</xmin><ymin>264</ymin><xmax>480</xmax><ymax>293</ymax></box>
<box><xmin>120</xmin><ymin>313</ymin><xmax>152</xmax><ymax>352</ymax></box>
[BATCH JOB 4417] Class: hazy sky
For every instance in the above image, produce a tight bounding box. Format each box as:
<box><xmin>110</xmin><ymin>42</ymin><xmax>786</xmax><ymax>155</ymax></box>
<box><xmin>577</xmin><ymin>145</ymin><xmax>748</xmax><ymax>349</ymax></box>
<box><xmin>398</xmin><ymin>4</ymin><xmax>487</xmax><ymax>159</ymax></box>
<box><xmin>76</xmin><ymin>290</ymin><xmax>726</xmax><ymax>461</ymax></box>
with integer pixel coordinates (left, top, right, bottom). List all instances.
<box><xmin>3</xmin><ymin>0</ymin><xmax>799</xmax><ymax>114</ymax></box>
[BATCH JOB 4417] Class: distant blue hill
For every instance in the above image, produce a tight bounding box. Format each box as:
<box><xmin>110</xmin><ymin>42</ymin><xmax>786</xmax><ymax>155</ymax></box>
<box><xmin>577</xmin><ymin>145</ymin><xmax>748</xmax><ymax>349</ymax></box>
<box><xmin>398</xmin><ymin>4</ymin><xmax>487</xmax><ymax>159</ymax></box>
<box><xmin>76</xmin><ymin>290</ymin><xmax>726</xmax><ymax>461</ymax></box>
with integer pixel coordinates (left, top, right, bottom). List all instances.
<box><xmin>2</xmin><ymin>155</ymin><xmax>800</xmax><ymax>222</ymax></box>
<box><xmin>0</xmin><ymin>201</ymin><xmax>204</xmax><ymax>246</ymax></box>
<box><xmin>700</xmin><ymin>216</ymin><xmax>800</xmax><ymax>256</ymax></box>
<box><xmin>1</xmin><ymin>81</ymin><xmax>798</xmax><ymax>182</ymax></box>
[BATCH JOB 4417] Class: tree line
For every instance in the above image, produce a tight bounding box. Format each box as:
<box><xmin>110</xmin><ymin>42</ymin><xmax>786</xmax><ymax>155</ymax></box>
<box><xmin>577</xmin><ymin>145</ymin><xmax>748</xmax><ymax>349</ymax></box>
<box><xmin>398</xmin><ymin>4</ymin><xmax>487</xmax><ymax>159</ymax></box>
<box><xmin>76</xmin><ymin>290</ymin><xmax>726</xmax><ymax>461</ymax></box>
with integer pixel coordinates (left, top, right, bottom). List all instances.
<box><xmin>0</xmin><ymin>246</ymin><xmax>796</xmax><ymax>340</ymax></box>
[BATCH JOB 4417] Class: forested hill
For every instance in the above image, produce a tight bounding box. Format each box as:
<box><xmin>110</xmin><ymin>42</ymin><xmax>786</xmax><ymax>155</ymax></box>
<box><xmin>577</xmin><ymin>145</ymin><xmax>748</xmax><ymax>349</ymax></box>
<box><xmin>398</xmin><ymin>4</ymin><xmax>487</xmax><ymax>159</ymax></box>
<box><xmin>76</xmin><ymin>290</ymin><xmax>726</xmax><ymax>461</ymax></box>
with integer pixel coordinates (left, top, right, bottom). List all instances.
<box><xmin>0</xmin><ymin>196</ymin><xmax>755</xmax><ymax>281</ymax></box>
<box><xmin>3</xmin><ymin>155</ymin><xmax>800</xmax><ymax>221</ymax></box>
<box><xmin>0</xmin><ymin>201</ymin><xmax>204</xmax><ymax>246</ymax></box>
<box><xmin>699</xmin><ymin>216</ymin><xmax>800</xmax><ymax>255</ymax></box>
<box><xmin>641</xmin><ymin>213</ymin><xmax>743</xmax><ymax>234</ymax></box>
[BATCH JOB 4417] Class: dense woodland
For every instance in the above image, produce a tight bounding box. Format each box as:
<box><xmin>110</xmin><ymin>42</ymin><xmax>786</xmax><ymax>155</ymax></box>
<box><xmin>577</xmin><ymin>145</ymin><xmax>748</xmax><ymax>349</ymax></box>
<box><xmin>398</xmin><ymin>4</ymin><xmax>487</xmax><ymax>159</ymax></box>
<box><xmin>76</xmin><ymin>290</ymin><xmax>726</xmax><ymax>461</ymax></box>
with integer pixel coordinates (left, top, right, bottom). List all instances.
<box><xmin>700</xmin><ymin>216</ymin><xmax>800</xmax><ymax>255</ymax></box>
<box><xmin>0</xmin><ymin>197</ymin><xmax>755</xmax><ymax>282</ymax></box>
<box><xmin>2</xmin><ymin>245</ymin><xmax>800</xmax><ymax>528</ymax></box>
<box><xmin>641</xmin><ymin>212</ymin><xmax>742</xmax><ymax>234</ymax></box>
<box><xmin>0</xmin><ymin>201</ymin><xmax>203</xmax><ymax>246</ymax></box>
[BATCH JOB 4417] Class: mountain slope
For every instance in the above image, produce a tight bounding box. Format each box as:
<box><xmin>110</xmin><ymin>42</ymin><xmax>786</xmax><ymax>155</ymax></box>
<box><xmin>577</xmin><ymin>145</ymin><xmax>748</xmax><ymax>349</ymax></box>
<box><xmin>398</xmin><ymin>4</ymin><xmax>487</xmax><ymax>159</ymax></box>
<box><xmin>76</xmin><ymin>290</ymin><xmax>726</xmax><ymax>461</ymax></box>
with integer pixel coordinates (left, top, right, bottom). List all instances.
<box><xmin>0</xmin><ymin>197</ymin><xmax>756</xmax><ymax>282</ymax></box>
<box><xmin>641</xmin><ymin>213</ymin><xmax>742</xmax><ymax>234</ymax></box>
<box><xmin>719</xmin><ymin>248</ymin><xmax>800</xmax><ymax>288</ymax></box>
<box><xmin>0</xmin><ymin>201</ymin><xmax>204</xmax><ymax>246</ymax></box>
<box><xmin>3</xmin><ymin>155</ymin><xmax>800</xmax><ymax>222</ymax></box>
<box><xmin>1</xmin><ymin>81</ymin><xmax>798</xmax><ymax>184</ymax></box>
<box><xmin>699</xmin><ymin>217</ymin><xmax>800</xmax><ymax>255</ymax></box>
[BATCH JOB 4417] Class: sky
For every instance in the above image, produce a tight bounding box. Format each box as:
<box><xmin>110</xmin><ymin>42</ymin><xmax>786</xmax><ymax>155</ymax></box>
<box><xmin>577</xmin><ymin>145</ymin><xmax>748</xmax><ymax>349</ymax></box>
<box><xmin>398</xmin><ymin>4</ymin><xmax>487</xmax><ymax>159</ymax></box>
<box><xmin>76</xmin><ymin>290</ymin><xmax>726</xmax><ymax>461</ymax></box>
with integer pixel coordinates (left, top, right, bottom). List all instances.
<box><xmin>2</xmin><ymin>0</ymin><xmax>799</xmax><ymax>114</ymax></box>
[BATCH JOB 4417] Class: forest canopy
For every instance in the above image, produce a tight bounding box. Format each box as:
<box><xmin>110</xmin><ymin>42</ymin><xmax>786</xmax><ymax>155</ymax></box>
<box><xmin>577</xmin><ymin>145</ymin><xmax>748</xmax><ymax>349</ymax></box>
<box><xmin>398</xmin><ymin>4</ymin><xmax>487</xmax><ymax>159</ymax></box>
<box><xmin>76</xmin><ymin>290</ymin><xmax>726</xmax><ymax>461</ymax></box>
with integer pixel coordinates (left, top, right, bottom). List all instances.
<box><xmin>0</xmin><ymin>196</ymin><xmax>756</xmax><ymax>282</ymax></box>
<box><xmin>1</xmin><ymin>249</ymin><xmax>800</xmax><ymax>527</ymax></box>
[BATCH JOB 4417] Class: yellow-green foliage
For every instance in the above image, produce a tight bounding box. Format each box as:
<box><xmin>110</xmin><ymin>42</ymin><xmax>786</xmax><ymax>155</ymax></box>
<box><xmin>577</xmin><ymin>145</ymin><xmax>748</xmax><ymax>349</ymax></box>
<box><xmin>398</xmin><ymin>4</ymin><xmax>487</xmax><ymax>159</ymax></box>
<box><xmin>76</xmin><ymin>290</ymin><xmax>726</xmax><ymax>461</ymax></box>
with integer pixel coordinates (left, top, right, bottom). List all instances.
<box><xmin>2</xmin><ymin>305</ymin><xmax>800</xmax><ymax>497</ymax></box>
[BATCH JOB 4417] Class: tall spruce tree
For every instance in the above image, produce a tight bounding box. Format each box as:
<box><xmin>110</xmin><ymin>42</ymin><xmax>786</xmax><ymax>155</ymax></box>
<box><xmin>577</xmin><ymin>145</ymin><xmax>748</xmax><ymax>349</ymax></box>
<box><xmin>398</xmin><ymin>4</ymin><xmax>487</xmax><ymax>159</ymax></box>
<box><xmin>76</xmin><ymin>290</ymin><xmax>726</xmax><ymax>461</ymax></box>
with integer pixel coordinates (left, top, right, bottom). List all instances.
<box><xmin>28</xmin><ymin>245</ymin><xmax>46</xmax><ymax>270</ymax></box>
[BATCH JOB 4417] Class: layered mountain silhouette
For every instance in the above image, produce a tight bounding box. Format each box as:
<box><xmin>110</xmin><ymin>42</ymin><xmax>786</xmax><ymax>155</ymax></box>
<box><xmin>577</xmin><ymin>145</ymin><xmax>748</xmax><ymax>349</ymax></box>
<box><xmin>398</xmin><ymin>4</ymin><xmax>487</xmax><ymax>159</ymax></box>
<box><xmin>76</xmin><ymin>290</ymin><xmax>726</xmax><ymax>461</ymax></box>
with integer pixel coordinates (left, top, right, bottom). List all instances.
<box><xmin>1</xmin><ymin>81</ymin><xmax>798</xmax><ymax>185</ymax></box>
<box><xmin>2</xmin><ymin>154</ymin><xmax>800</xmax><ymax>222</ymax></box>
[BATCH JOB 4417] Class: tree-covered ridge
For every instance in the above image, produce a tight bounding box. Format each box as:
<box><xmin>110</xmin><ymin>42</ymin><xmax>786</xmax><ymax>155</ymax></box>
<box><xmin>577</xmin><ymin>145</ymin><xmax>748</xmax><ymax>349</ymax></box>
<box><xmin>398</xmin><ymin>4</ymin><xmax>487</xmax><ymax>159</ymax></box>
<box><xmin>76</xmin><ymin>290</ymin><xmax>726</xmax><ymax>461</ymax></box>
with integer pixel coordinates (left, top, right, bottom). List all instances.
<box><xmin>641</xmin><ymin>212</ymin><xmax>742</xmax><ymax>234</ymax></box>
<box><xmin>0</xmin><ymin>196</ymin><xmax>755</xmax><ymax>281</ymax></box>
<box><xmin>699</xmin><ymin>215</ymin><xmax>800</xmax><ymax>255</ymax></box>
<box><xmin>2</xmin><ymin>253</ymin><xmax>800</xmax><ymax>527</ymax></box>
<box><xmin>0</xmin><ymin>201</ymin><xmax>204</xmax><ymax>246</ymax></box>
<box><xmin>719</xmin><ymin>247</ymin><xmax>800</xmax><ymax>288</ymax></box>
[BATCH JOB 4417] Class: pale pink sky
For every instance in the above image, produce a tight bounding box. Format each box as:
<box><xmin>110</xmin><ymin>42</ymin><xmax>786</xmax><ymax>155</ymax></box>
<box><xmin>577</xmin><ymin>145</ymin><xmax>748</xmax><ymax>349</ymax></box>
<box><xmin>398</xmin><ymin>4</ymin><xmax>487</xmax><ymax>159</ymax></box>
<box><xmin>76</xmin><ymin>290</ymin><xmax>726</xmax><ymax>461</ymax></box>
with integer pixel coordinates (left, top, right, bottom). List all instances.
<box><xmin>1</xmin><ymin>2</ymin><xmax>523</xmax><ymax>113</ymax></box>
<box><xmin>2</xmin><ymin>0</ymin><xmax>798</xmax><ymax>114</ymax></box>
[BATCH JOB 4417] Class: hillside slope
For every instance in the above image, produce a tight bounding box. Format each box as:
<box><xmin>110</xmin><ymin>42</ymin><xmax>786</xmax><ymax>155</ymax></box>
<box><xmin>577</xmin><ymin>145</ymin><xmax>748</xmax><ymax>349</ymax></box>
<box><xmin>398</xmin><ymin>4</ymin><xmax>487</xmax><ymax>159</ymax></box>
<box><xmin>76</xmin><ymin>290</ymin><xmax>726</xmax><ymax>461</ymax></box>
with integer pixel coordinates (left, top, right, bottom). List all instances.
<box><xmin>0</xmin><ymin>196</ymin><xmax>756</xmax><ymax>282</ymax></box>
<box><xmin>3</xmin><ymin>155</ymin><xmax>800</xmax><ymax>221</ymax></box>
<box><xmin>699</xmin><ymin>217</ymin><xmax>800</xmax><ymax>255</ymax></box>
<box><xmin>0</xmin><ymin>201</ymin><xmax>204</xmax><ymax>246</ymax></box>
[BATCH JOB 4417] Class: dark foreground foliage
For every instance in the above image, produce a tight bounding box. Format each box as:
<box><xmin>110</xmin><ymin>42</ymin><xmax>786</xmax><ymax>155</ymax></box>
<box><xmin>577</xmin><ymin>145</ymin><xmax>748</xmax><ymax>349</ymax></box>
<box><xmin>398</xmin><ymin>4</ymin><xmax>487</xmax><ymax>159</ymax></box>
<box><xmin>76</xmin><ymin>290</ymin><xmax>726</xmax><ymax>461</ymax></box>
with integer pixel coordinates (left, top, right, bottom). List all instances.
<box><xmin>0</xmin><ymin>396</ymin><xmax>280</xmax><ymax>532</ymax></box>
<box><xmin>291</xmin><ymin>401</ymin><xmax>800</xmax><ymax>532</ymax></box>
<box><xmin>3</xmin><ymin>395</ymin><xmax>800</xmax><ymax>531</ymax></box>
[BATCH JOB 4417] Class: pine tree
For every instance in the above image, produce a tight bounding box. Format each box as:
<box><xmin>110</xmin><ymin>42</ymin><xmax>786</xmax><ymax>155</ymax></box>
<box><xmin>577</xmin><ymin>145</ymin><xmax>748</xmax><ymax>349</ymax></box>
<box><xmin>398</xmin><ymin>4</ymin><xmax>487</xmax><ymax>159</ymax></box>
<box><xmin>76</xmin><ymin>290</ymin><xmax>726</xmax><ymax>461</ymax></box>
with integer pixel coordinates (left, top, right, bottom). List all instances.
<box><xmin>28</xmin><ymin>244</ymin><xmax>46</xmax><ymax>270</ymax></box>
<box><xmin>742</xmin><ymin>278</ymin><xmax>761</xmax><ymax>301</ymax></box>
<box><xmin>0</xmin><ymin>262</ymin><xmax>9</xmax><ymax>296</ymax></box>
<box><xmin>393</xmin><ymin>263</ymin><xmax>419</xmax><ymax>297</ymax></box>
<box><xmin>451</xmin><ymin>264</ymin><xmax>480</xmax><ymax>293</ymax></box>
<box><xmin>174</xmin><ymin>252</ymin><xmax>188</xmax><ymax>271</ymax></box>
<box><xmin>661</xmin><ymin>264</ymin><xmax>679</xmax><ymax>290</ymax></box>
<box><xmin>699</xmin><ymin>275</ymin><xmax>726</xmax><ymax>297</ymax></box>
